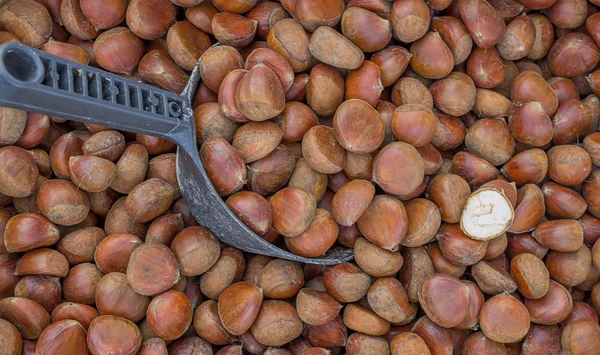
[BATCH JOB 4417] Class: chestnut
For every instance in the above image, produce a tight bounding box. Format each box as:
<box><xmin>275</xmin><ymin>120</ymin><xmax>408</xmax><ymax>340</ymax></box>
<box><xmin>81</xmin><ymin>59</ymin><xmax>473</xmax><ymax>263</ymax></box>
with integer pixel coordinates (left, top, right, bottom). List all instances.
<box><xmin>497</xmin><ymin>14</ymin><xmax>535</xmax><ymax>60</ymax></box>
<box><xmin>126</xmin><ymin>0</ymin><xmax>176</xmax><ymax>40</ymax></box>
<box><xmin>236</xmin><ymin>63</ymin><xmax>285</xmax><ymax>122</ymax></box>
<box><xmin>110</xmin><ymin>144</ymin><xmax>148</xmax><ymax>194</ymax></box>
<box><xmin>331</xmin><ymin>180</ymin><xmax>375</xmax><ymax>227</ymax></box>
<box><xmin>303</xmin><ymin>316</ymin><xmax>347</xmax><ymax>348</ymax></box>
<box><xmin>167</xmin><ymin>21</ymin><xmax>211</xmax><ymax>71</ymax></box>
<box><xmin>0</xmin><ymin>318</ymin><xmax>21</xmax><ymax>355</ymax></box>
<box><xmin>373</xmin><ymin>142</ymin><xmax>424</xmax><ymax>196</ymax></box>
<box><xmin>343</xmin><ymin>303</ymin><xmax>390</xmax><ymax>336</ymax></box>
<box><xmin>309</xmin><ymin>26</ymin><xmax>364</xmax><ymax>70</ymax></box>
<box><xmin>356</xmin><ymin>195</ymin><xmax>408</xmax><ymax>251</ymax></box>
<box><xmin>248</xmin><ymin>145</ymin><xmax>296</xmax><ymax>195</ymax></box>
<box><xmin>62</xmin><ymin>263</ymin><xmax>104</xmax><ymax>305</ymax></box>
<box><xmin>168</xmin><ymin>336</ymin><xmax>213</xmax><ymax>355</ymax></box>
<box><xmin>194</xmin><ymin>103</ymin><xmax>241</xmax><ymax>144</ymax></box>
<box><xmin>547</xmin><ymin>33</ymin><xmax>600</xmax><ymax>77</ymax></box>
<box><xmin>193</xmin><ymin>300</ymin><xmax>236</xmax><ymax>345</ymax></box>
<box><xmin>41</xmin><ymin>40</ymin><xmax>89</xmax><ymax>65</ymax></box>
<box><xmin>226</xmin><ymin>191</ymin><xmax>272</xmax><ymax>236</ymax></box>
<box><xmin>525</xmin><ymin>280</ymin><xmax>572</xmax><ymax>325</ymax></box>
<box><xmin>391</xmin><ymin>77</ymin><xmax>433</xmax><ymax>109</ymax></box>
<box><xmin>509</xmin><ymin>184</ymin><xmax>546</xmax><ymax>234</ymax></box>
<box><xmin>232</xmin><ymin>122</ymin><xmax>282</xmax><ymax>164</ymax></box>
<box><xmin>390</xmin><ymin>0</ymin><xmax>430</xmax><ymax>43</ymax></box>
<box><xmin>431</xmin><ymin>114</ymin><xmax>466</xmax><ymax>151</ymax></box>
<box><xmin>292</xmin><ymin>0</ymin><xmax>344</xmax><ymax>32</ymax></box>
<box><xmin>258</xmin><ymin>259</ymin><xmax>304</xmax><ymax>299</ymax></box>
<box><xmin>398</xmin><ymin>247</ymin><xmax>435</xmax><ymax>302</ymax></box>
<box><xmin>250</xmin><ymin>300</ymin><xmax>303</xmax><ymax>347</ymax></box>
<box><xmin>460</xmin><ymin>188</ymin><xmax>514</xmax><ymax>241</ymax></box>
<box><xmin>547</xmin><ymin>145</ymin><xmax>592</xmax><ymax>186</ymax></box>
<box><xmin>199</xmin><ymin>247</ymin><xmax>245</xmax><ymax>300</ymax></box>
<box><xmin>354</xmin><ymin>237</ymin><xmax>404</xmax><ymax>277</ymax></box>
<box><xmin>267</xmin><ymin>19</ymin><xmax>312</xmax><ymax>73</ymax></box>
<box><xmin>201</xmin><ymin>137</ymin><xmax>246</xmax><ymax>197</ymax></box>
<box><xmin>431</xmin><ymin>16</ymin><xmax>473</xmax><ymax>65</ymax></box>
<box><xmin>501</xmin><ymin>149</ymin><xmax>548</xmax><ymax>186</ymax></box>
<box><xmin>508</xmin><ymin>102</ymin><xmax>554</xmax><ymax>147</ymax></box>
<box><xmin>138</xmin><ymin>50</ymin><xmax>189</xmax><ymax>94</ymax></box>
<box><xmin>0</xmin><ymin>146</ymin><xmax>38</xmax><ymax>198</ymax></box>
<box><xmin>546</xmin><ymin>246</ymin><xmax>592</xmax><ymax>287</ymax></box>
<box><xmin>462</xmin><ymin>332</ymin><xmax>507</xmax><ymax>354</ymax></box>
<box><xmin>3</xmin><ymin>213</ymin><xmax>59</xmax><ymax>252</ymax></box>
<box><xmin>390</xmin><ymin>332</ymin><xmax>430</xmax><ymax>355</ymax></box>
<box><xmin>302</xmin><ymin>125</ymin><xmax>346</xmax><ymax>174</ymax></box>
<box><xmin>218</xmin><ymin>282</ymin><xmax>263</xmax><ymax>336</ymax></box>
<box><xmin>479</xmin><ymin>293</ymin><xmax>530</xmax><ymax>343</ymax></box>
<box><xmin>199</xmin><ymin>45</ymin><xmax>244</xmax><ymax>93</ymax></box>
<box><xmin>296</xmin><ymin>288</ymin><xmax>342</xmax><ymax>326</ymax></box>
<box><xmin>138</xmin><ymin>338</ymin><xmax>168</xmax><ymax>355</ymax></box>
<box><xmin>412</xmin><ymin>316</ymin><xmax>453</xmax><ymax>354</ymax></box>
<box><xmin>212</xmin><ymin>12</ymin><xmax>258</xmax><ymax>49</ymax></box>
<box><xmin>471</xmin><ymin>259</ymin><xmax>518</xmax><ymax>295</ymax></box>
<box><xmin>274</xmin><ymin>102</ymin><xmax>318</xmax><ymax>143</ymax></box>
<box><xmin>465</xmin><ymin>118</ymin><xmax>515</xmax><ymax>166</ymax></box>
<box><xmin>452</xmin><ymin>151</ymin><xmax>501</xmax><ymax>189</ymax></box>
<box><xmin>561</xmin><ymin>321</ymin><xmax>600</xmax><ymax>354</ymax></box>
<box><xmin>431</xmin><ymin>72</ymin><xmax>476</xmax><ymax>116</ymax></box>
<box><xmin>585</xmin><ymin>171</ymin><xmax>600</xmax><ymax>219</ymax></box>
<box><xmin>427</xmin><ymin>174</ymin><xmax>471</xmax><ymax>224</ymax></box>
<box><xmin>94</xmin><ymin>233</ymin><xmax>142</xmax><ymax>274</ymax></box>
<box><xmin>0</xmin><ymin>297</ymin><xmax>49</xmax><ymax>339</ymax></box>
<box><xmin>15</xmin><ymin>248</ymin><xmax>69</xmax><ymax>277</ymax></box>
<box><xmin>246</xmin><ymin>2</ymin><xmax>289</xmax><ymax>40</ymax></box>
<box><xmin>553</xmin><ymin>100</ymin><xmax>594</xmax><ymax>145</ymax></box>
<box><xmin>14</xmin><ymin>275</ymin><xmax>61</xmax><ymax>313</ymax></box>
<box><xmin>323</xmin><ymin>262</ymin><xmax>372</xmax><ymax>303</ymax></box>
<box><xmin>95</xmin><ymin>272</ymin><xmax>149</xmax><ymax>323</ymax></box>
<box><xmin>270</xmin><ymin>187</ymin><xmax>317</xmax><ymax>238</ymax></box>
<box><xmin>533</xmin><ymin>219</ymin><xmax>584</xmax><ymax>252</ymax></box>
<box><xmin>125</xmin><ymin>178</ymin><xmax>174</xmax><ymax>223</ymax></box>
<box><xmin>288</xmin><ymin>158</ymin><xmax>327</xmax><ymax>201</ymax></box>
<box><xmin>472</xmin><ymin>89</ymin><xmax>511</xmax><ymax>119</ymax></box>
<box><xmin>285</xmin><ymin>209</ymin><xmax>338</xmax><ymax>257</ymax></box>
<box><xmin>510</xmin><ymin>252</ymin><xmax>550</xmax><ymax>300</ymax></box>
<box><xmin>459</xmin><ymin>0</ymin><xmax>506</xmax><ymax>48</ymax></box>
<box><xmin>391</xmin><ymin>104</ymin><xmax>437</xmax><ymax>148</ymax></box>
<box><xmin>0</xmin><ymin>0</ymin><xmax>52</xmax><ymax>48</ymax></box>
<box><xmin>341</xmin><ymin>7</ymin><xmax>391</xmax><ymax>53</ymax></box>
<box><xmin>409</xmin><ymin>32</ymin><xmax>454</xmax><ymax>80</ymax></box>
<box><xmin>511</xmin><ymin>70</ymin><xmax>559</xmax><ymax>116</ymax></box>
<box><xmin>306</xmin><ymin>64</ymin><xmax>345</xmax><ymax>117</ymax></box>
<box><xmin>87</xmin><ymin>315</ymin><xmax>142</xmax><ymax>355</ymax></box>
<box><xmin>93</xmin><ymin>27</ymin><xmax>145</xmax><ymax>75</ymax></box>
<box><xmin>286</xmin><ymin>73</ymin><xmax>309</xmax><ymax>102</ymax></box>
<box><xmin>37</xmin><ymin>179</ymin><xmax>90</xmax><ymax>226</ymax></box>
<box><xmin>36</xmin><ymin>319</ymin><xmax>86</xmax><ymax>355</ymax></box>
<box><xmin>127</xmin><ymin>243</ymin><xmax>180</xmax><ymax>296</ymax></box>
<box><xmin>49</xmin><ymin>303</ymin><xmax>97</xmax><ymax>331</ymax></box>
<box><xmin>146</xmin><ymin>290</ymin><xmax>193</xmax><ymax>341</ymax></box>
<box><xmin>185</xmin><ymin>1</ymin><xmax>218</xmax><ymax>34</ymax></box>
<box><xmin>436</xmin><ymin>223</ymin><xmax>488</xmax><ymax>266</ymax></box>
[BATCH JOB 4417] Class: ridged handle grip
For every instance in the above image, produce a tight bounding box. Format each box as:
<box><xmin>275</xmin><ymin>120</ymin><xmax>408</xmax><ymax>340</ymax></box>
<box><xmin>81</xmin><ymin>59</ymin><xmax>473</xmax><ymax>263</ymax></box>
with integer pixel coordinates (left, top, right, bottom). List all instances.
<box><xmin>0</xmin><ymin>42</ymin><xmax>196</xmax><ymax>154</ymax></box>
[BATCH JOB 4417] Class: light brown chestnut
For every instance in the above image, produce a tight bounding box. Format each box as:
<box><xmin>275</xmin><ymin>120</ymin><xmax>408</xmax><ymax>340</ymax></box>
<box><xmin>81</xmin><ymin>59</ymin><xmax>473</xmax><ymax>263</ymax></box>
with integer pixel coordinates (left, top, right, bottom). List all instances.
<box><xmin>218</xmin><ymin>282</ymin><xmax>263</xmax><ymax>336</ymax></box>
<box><xmin>127</xmin><ymin>243</ymin><xmax>180</xmax><ymax>296</ymax></box>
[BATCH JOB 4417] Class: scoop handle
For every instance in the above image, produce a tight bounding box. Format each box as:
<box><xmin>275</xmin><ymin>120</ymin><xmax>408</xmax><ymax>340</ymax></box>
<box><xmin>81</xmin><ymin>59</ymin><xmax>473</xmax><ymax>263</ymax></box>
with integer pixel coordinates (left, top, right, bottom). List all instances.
<box><xmin>0</xmin><ymin>42</ymin><xmax>196</xmax><ymax>153</ymax></box>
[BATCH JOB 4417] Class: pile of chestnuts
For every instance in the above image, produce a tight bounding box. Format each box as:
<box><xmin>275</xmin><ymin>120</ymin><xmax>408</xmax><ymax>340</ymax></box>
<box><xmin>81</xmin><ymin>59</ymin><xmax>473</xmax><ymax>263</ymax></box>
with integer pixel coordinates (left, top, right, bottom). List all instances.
<box><xmin>1</xmin><ymin>0</ymin><xmax>600</xmax><ymax>354</ymax></box>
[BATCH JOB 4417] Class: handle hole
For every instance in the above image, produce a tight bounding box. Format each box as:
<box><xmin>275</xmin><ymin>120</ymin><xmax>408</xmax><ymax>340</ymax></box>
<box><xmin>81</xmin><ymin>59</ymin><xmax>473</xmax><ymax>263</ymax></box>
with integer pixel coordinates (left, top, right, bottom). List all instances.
<box><xmin>169</xmin><ymin>101</ymin><xmax>182</xmax><ymax>118</ymax></box>
<box><xmin>2</xmin><ymin>47</ymin><xmax>43</xmax><ymax>83</ymax></box>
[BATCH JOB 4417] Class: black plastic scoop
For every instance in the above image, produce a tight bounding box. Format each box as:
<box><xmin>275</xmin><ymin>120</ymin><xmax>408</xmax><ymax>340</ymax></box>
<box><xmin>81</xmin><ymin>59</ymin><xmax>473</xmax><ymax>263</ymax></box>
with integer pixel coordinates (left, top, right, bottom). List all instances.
<box><xmin>0</xmin><ymin>42</ymin><xmax>354</xmax><ymax>265</ymax></box>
